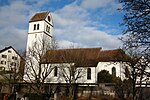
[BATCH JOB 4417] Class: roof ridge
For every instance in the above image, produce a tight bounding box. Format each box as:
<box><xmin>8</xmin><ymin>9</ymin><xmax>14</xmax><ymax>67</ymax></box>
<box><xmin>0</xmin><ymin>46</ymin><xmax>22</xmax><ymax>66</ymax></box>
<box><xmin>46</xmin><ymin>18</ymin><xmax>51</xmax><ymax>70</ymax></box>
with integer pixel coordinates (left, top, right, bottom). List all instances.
<box><xmin>49</xmin><ymin>47</ymin><xmax>102</xmax><ymax>51</ymax></box>
<box><xmin>100</xmin><ymin>49</ymin><xmax>123</xmax><ymax>52</ymax></box>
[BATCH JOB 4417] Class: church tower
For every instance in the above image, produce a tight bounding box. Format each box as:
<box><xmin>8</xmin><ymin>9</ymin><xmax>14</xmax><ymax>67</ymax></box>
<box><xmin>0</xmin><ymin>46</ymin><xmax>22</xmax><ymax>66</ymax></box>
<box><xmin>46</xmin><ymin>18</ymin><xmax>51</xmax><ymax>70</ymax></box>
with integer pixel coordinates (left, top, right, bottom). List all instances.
<box><xmin>26</xmin><ymin>12</ymin><xmax>53</xmax><ymax>53</ymax></box>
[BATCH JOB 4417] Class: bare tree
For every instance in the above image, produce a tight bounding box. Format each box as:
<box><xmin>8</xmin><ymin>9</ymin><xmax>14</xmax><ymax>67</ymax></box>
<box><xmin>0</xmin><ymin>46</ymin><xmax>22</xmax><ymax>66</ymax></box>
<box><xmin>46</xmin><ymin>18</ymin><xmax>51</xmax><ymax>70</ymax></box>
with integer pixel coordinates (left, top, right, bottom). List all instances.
<box><xmin>24</xmin><ymin>36</ymin><xmax>58</xmax><ymax>99</ymax></box>
<box><xmin>56</xmin><ymin>48</ymin><xmax>98</xmax><ymax>100</ymax></box>
<box><xmin>119</xmin><ymin>0</ymin><xmax>150</xmax><ymax>99</ymax></box>
<box><xmin>119</xmin><ymin>0</ymin><xmax>150</xmax><ymax>54</ymax></box>
<box><xmin>44</xmin><ymin>47</ymin><xmax>99</xmax><ymax>100</ymax></box>
<box><xmin>122</xmin><ymin>50</ymin><xmax>150</xmax><ymax>100</ymax></box>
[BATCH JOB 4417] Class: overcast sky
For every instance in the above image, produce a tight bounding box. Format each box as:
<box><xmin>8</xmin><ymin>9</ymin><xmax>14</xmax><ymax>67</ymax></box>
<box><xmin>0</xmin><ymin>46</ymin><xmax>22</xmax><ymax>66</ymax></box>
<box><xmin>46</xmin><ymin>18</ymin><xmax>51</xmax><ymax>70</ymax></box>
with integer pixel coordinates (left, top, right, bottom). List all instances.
<box><xmin>0</xmin><ymin>0</ymin><xmax>124</xmax><ymax>51</ymax></box>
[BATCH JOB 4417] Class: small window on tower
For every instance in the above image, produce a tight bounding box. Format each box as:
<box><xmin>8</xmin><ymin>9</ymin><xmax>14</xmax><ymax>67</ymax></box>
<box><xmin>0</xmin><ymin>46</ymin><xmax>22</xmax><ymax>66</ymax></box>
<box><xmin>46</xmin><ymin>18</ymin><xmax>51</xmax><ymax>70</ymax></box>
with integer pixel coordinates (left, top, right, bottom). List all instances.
<box><xmin>34</xmin><ymin>24</ymin><xmax>36</xmax><ymax>30</ymax></box>
<box><xmin>46</xmin><ymin>25</ymin><xmax>50</xmax><ymax>33</ymax></box>
<box><xmin>37</xmin><ymin>24</ymin><xmax>39</xmax><ymax>30</ymax></box>
<box><xmin>48</xmin><ymin>16</ymin><xmax>51</xmax><ymax>22</ymax></box>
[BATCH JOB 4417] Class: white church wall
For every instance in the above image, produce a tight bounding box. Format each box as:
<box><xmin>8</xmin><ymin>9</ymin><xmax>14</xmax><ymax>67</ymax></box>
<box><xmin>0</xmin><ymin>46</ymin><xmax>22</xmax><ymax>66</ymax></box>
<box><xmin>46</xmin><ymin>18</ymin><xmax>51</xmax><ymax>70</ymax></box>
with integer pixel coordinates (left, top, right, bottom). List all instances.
<box><xmin>82</xmin><ymin>67</ymin><xmax>96</xmax><ymax>83</ymax></box>
<box><xmin>44</xmin><ymin>63</ymin><xmax>60</xmax><ymax>83</ymax></box>
<box><xmin>96</xmin><ymin>62</ymin><xmax>124</xmax><ymax>80</ymax></box>
<box><xmin>44</xmin><ymin>63</ymin><xmax>97</xmax><ymax>84</ymax></box>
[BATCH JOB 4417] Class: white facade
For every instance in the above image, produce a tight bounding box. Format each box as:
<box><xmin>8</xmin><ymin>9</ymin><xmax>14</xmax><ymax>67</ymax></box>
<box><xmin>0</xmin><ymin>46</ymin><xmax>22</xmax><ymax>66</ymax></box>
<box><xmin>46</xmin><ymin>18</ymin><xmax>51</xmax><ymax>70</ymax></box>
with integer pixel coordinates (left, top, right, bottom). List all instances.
<box><xmin>25</xmin><ymin>12</ymin><xmax>54</xmax><ymax>81</ymax></box>
<box><xmin>44</xmin><ymin>62</ymin><xmax>124</xmax><ymax>84</ymax></box>
<box><xmin>45</xmin><ymin>63</ymin><xmax>97</xmax><ymax>83</ymax></box>
<box><xmin>0</xmin><ymin>47</ymin><xmax>21</xmax><ymax>73</ymax></box>
<box><xmin>97</xmin><ymin>62</ymin><xmax>124</xmax><ymax>79</ymax></box>
<box><xmin>26</xmin><ymin>12</ymin><xmax>53</xmax><ymax>53</ymax></box>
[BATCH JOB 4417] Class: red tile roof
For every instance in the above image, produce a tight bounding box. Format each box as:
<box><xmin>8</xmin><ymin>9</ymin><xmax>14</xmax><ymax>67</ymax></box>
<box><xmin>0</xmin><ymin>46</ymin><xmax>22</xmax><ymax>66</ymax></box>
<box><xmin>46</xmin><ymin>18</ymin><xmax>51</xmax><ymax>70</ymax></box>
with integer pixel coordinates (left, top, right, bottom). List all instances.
<box><xmin>98</xmin><ymin>49</ymin><xmax>128</xmax><ymax>62</ymax></box>
<box><xmin>41</xmin><ymin>48</ymin><xmax>128</xmax><ymax>67</ymax></box>
<box><xmin>42</xmin><ymin>48</ymin><xmax>102</xmax><ymax>67</ymax></box>
<box><xmin>29</xmin><ymin>12</ymin><xmax>49</xmax><ymax>22</ymax></box>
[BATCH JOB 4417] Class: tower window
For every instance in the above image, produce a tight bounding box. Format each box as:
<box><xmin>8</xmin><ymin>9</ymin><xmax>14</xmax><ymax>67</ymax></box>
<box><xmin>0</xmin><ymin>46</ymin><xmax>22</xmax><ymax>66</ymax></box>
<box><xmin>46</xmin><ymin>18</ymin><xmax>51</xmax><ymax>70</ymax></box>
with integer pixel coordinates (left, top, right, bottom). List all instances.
<box><xmin>112</xmin><ymin>67</ymin><xmax>116</xmax><ymax>76</ymax></box>
<box><xmin>34</xmin><ymin>24</ymin><xmax>36</xmax><ymax>30</ymax></box>
<box><xmin>46</xmin><ymin>25</ymin><xmax>50</xmax><ymax>33</ymax></box>
<box><xmin>37</xmin><ymin>24</ymin><xmax>39</xmax><ymax>30</ymax></box>
<box><xmin>87</xmin><ymin>68</ymin><xmax>91</xmax><ymax>80</ymax></box>
<box><xmin>48</xmin><ymin>16</ymin><xmax>51</xmax><ymax>22</ymax></box>
<box><xmin>54</xmin><ymin>66</ymin><xmax>58</xmax><ymax>77</ymax></box>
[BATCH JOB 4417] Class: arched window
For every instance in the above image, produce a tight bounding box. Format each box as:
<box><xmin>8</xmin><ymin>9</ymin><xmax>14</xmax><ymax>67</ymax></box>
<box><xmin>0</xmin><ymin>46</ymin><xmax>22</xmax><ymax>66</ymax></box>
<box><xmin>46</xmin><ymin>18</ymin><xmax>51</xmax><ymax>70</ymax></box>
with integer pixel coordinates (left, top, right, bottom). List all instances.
<box><xmin>34</xmin><ymin>24</ymin><xmax>36</xmax><ymax>30</ymax></box>
<box><xmin>112</xmin><ymin>67</ymin><xmax>116</xmax><ymax>76</ymax></box>
<box><xmin>37</xmin><ymin>24</ymin><xmax>39</xmax><ymax>30</ymax></box>
<box><xmin>54</xmin><ymin>66</ymin><xmax>57</xmax><ymax>77</ymax></box>
<box><xmin>87</xmin><ymin>68</ymin><xmax>91</xmax><ymax>79</ymax></box>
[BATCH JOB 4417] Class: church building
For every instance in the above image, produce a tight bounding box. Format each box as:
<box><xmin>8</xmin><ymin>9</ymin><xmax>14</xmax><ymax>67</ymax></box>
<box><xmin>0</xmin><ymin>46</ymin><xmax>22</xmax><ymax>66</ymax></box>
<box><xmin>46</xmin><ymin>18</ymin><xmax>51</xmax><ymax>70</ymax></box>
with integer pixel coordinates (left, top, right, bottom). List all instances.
<box><xmin>25</xmin><ymin>11</ymin><xmax>128</xmax><ymax>84</ymax></box>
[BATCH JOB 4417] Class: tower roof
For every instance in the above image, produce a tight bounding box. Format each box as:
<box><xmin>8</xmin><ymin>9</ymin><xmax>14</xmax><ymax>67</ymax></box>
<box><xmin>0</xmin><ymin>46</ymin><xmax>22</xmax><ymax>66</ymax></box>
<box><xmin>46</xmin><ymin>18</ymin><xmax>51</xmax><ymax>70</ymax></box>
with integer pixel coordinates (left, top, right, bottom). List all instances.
<box><xmin>29</xmin><ymin>12</ymin><xmax>49</xmax><ymax>22</ymax></box>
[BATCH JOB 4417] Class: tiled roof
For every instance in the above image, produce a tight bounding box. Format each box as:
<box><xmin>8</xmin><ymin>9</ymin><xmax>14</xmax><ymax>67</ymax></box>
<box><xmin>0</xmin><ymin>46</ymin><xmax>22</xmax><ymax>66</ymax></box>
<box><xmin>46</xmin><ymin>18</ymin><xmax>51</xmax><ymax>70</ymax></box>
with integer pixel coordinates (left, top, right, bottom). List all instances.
<box><xmin>42</xmin><ymin>48</ymin><xmax>102</xmax><ymax>67</ymax></box>
<box><xmin>41</xmin><ymin>48</ymin><xmax>129</xmax><ymax>67</ymax></box>
<box><xmin>98</xmin><ymin>49</ymin><xmax>129</xmax><ymax>62</ymax></box>
<box><xmin>29</xmin><ymin>12</ymin><xmax>49</xmax><ymax>22</ymax></box>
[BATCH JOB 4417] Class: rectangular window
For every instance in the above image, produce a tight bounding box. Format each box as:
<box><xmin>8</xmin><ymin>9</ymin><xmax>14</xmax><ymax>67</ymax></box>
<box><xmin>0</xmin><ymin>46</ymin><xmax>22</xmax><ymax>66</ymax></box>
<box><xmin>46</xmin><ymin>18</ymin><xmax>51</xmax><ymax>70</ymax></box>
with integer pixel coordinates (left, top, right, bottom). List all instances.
<box><xmin>11</xmin><ymin>62</ymin><xmax>16</xmax><ymax>66</ymax></box>
<box><xmin>12</xmin><ymin>56</ymin><xmax>17</xmax><ymax>60</ymax></box>
<box><xmin>0</xmin><ymin>61</ymin><xmax>6</xmax><ymax>65</ymax></box>
<box><xmin>2</xmin><ymin>55</ymin><xmax>7</xmax><ymax>58</ymax></box>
